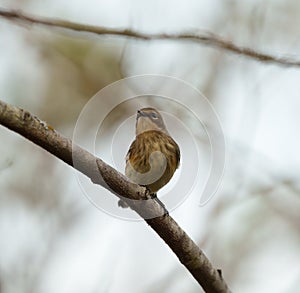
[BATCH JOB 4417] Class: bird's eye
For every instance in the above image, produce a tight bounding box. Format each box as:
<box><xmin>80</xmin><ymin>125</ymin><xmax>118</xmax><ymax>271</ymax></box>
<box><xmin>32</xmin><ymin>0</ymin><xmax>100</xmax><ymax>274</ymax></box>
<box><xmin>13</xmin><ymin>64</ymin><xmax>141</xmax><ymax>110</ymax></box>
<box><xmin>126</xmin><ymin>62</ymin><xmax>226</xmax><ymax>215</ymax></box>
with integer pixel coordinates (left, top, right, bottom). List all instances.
<box><xmin>151</xmin><ymin>112</ymin><xmax>158</xmax><ymax>119</ymax></box>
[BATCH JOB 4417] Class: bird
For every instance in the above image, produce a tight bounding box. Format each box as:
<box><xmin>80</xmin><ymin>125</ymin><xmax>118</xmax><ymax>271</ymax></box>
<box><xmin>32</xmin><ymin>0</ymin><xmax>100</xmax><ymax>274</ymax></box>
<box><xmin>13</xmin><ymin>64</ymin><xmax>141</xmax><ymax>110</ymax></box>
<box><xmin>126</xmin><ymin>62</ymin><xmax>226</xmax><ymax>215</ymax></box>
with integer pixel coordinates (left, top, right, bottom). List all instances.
<box><xmin>118</xmin><ymin>107</ymin><xmax>180</xmax><ymax>214</ymax></box>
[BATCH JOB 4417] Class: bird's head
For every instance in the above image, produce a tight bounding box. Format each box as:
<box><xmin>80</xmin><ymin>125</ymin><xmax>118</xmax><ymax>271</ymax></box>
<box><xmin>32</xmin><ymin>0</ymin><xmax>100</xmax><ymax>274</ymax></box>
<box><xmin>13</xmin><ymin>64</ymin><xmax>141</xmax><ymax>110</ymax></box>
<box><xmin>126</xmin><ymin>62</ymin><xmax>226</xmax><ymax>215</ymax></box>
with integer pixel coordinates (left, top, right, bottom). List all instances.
<box><xmin>135</xmin><ymin>107</ymin><xmax>168</xmax><ymax>135</ymax></box>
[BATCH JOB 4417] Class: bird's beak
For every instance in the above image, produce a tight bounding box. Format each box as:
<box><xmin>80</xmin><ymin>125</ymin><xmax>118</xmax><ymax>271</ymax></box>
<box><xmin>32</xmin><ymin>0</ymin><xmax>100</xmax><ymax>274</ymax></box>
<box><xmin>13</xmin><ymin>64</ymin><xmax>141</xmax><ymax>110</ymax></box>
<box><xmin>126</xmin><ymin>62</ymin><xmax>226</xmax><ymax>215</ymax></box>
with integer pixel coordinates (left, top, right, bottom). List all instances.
<box><xmin>137</xmin><ymin>109</ymin><xmax>146</xmax><ymax>118</ymax></box>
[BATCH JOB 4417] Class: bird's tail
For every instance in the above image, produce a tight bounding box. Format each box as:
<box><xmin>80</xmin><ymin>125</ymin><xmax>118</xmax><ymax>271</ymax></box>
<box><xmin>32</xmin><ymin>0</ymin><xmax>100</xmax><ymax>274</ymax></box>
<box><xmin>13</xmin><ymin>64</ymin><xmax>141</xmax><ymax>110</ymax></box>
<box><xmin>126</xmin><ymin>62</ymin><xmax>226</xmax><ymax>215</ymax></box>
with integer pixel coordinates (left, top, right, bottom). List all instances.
<box><xmin>118</xmin><ymin>193</ymin><xmax>168</xmax><ymax>216</ymax></box>
<box><xmin>150</xmin><ymin>193</ymin><xmax>169</xmax><ymax>216</ymax></box>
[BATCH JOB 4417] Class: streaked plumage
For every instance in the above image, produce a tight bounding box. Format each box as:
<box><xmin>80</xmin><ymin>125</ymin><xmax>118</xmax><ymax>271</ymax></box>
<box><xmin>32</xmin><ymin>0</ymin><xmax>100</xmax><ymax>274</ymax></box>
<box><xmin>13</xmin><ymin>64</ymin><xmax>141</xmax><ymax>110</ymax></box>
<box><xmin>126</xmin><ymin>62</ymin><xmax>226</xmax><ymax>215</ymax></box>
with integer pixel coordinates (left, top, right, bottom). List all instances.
<box><xmin>126</xmin><ymin>129</ymin><xmax>180</xmax><ymax>192</ymax></box>
<box><xmin>119</xmin><ymin>107</ymin><xmax>180</xmax><ymax>211</ymax></box>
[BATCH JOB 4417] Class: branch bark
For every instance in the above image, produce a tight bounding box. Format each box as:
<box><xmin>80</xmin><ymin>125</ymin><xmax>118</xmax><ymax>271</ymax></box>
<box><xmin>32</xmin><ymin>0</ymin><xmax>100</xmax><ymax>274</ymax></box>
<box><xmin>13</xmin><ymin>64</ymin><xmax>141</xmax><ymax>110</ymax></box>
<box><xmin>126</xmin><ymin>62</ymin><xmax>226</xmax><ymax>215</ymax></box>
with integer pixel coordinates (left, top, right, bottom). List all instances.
<box><xmin>0</xmin><ymin>8</ymin><xmax>300</xmax><ymax>67</ymax></box>
<box><xmin>0</xmin><ymin>99</ymin><xmax>231</xmax><ymax>292</ymax></box>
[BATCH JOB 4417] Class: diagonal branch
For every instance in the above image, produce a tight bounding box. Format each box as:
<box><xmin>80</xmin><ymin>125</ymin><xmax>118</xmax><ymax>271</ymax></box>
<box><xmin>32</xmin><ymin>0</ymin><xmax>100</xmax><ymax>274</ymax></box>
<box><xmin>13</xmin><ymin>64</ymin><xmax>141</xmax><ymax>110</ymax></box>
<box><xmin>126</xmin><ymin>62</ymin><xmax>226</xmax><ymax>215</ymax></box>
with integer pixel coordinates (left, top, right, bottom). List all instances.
<box><xmin>0</xmin><ymin>99</ymin><xmax>231</xmax><ymax>292</ymax></box>
<box><xmin>0</xmin><ymin>8</ymin><xmax>300</xmax><ymax>67</ymax></box>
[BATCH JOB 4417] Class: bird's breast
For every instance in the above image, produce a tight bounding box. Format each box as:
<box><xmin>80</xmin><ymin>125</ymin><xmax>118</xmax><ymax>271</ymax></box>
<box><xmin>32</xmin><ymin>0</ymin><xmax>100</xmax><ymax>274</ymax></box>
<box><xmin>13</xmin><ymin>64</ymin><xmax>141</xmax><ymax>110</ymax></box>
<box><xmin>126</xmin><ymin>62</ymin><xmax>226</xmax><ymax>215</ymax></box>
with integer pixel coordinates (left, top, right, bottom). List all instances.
<box><xmin>125</xmin><ymin>131</ymin><xmax>180</xmax><ymax>192</ymax></box>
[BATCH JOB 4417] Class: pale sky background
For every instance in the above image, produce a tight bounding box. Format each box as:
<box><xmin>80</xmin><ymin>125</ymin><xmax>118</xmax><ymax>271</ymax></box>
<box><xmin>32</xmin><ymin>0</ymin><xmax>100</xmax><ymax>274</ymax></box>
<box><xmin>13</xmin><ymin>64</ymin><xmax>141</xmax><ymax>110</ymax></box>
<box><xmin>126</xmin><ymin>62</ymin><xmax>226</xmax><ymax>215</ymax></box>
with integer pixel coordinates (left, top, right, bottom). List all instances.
<box><xmin>0</xmin><ymin>0</ymin><xmax>300</xmax><ymax>292</ymax></box>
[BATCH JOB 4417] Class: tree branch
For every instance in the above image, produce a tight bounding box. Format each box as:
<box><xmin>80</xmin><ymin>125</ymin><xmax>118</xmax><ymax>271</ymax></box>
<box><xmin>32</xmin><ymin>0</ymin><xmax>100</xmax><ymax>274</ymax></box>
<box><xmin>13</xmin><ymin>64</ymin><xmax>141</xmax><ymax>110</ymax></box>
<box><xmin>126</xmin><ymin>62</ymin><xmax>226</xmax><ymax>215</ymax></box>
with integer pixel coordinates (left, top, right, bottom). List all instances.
<box><xmin>0</xmin><ymin>99</ymin><xmax>231</xmax><ymax>292</ymax></box>
<box><xmin>0</xmin><ymin>8</ymin><xmax>300</xmax><ymax>67</ymax></box>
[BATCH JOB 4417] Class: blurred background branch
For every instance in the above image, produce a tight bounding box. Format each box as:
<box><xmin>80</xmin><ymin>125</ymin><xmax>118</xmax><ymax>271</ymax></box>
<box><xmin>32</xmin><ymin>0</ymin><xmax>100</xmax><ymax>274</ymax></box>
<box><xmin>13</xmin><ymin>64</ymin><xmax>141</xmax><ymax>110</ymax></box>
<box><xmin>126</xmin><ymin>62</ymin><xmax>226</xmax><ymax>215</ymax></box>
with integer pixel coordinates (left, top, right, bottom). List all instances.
<box><xmin>1</xmin><ymin>8</ymin><xmax>300</xmax><ymax>67</ymax></box>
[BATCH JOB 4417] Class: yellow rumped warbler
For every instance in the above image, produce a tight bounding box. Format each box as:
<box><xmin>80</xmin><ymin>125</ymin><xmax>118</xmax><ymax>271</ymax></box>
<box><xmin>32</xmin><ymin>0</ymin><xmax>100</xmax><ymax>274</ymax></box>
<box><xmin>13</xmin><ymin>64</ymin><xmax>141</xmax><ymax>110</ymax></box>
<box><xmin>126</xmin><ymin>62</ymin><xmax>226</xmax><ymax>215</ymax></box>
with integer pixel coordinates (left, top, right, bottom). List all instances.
<box><xmin>118</xmin><ymin>107</ymin><xmax>180</xmax><ymax>213</ymax></box>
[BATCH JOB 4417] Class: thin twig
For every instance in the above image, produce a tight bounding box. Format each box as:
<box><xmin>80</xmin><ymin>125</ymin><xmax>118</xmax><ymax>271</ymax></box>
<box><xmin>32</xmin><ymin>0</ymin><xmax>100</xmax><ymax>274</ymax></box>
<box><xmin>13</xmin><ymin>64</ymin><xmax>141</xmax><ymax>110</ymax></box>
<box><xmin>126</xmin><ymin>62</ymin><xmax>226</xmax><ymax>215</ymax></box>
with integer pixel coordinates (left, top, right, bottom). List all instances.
<box><xmin>0</xmin><ymin>8</ymin><xmax>300</xmax><ymax>67</ymax></box>
<box><xmin>0</xmin><ymin>99</ymin><xmax>231</xmax><ymax>292</ymax></box>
